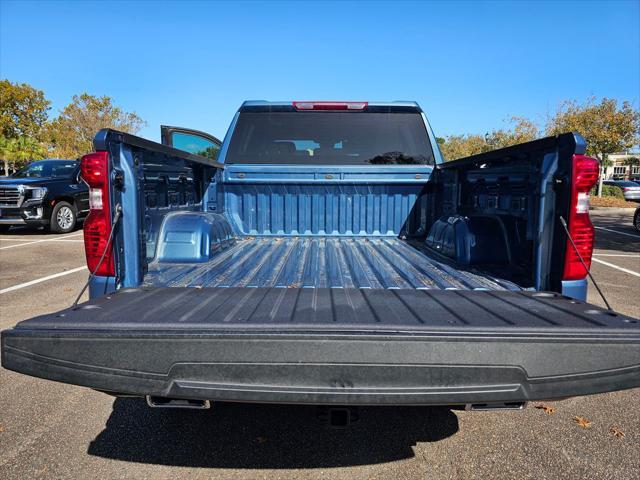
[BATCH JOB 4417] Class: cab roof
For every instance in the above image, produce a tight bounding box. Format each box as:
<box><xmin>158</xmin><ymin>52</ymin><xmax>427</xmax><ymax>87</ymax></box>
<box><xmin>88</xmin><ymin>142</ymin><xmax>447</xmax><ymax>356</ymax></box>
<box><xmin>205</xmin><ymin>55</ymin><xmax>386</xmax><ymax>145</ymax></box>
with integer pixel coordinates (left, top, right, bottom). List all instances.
<box><xmin>239</xmin><ymin>100</ymin><xmax>422</xmax><ymax>113</ymax></box>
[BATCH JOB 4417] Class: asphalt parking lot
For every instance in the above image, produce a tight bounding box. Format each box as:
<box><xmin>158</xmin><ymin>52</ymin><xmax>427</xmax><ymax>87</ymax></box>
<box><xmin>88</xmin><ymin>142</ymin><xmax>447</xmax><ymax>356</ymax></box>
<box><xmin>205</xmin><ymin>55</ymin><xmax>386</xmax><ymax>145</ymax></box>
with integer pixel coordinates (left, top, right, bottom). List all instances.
<box><xmin>0</xmin><ymin>208</ymin><xmax>638</xmax><ymax>480</ymax></box>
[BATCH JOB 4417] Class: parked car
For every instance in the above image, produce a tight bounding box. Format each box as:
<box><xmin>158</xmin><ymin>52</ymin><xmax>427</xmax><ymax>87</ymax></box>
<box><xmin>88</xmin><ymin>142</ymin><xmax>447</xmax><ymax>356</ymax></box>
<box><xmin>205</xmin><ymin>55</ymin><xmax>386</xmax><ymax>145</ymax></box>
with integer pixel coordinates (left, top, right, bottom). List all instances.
<box><xmin>603</xmin><ymin>179</ymin><xmax>640</xmax><ymax>202</ymax></box>
<box><xmin>2</xmin><ymin>101</ymin><xmax>639</xmax><ymax>416</ymax></box>
<box><xmin>0</xmin><ymin>159</ymin><xmax>89</xmax><ymax>233</ymax></box>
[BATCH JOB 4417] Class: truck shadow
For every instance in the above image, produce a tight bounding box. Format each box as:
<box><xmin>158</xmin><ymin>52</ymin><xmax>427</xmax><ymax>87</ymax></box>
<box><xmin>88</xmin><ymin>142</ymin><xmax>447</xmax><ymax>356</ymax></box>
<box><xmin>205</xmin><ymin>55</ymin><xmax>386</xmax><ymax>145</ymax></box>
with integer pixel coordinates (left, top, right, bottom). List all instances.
<box><xmin>87</xmin><ymin>398</ymin><xmax>459</xmax><ymax>468</ymax></box>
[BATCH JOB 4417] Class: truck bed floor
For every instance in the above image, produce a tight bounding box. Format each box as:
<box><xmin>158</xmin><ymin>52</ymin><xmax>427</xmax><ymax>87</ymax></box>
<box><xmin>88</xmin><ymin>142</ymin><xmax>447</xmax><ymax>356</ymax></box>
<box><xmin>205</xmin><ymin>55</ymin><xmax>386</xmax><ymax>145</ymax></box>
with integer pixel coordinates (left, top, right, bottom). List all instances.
<box><xmin>144</xmin><ymin>237</ymin><xmax>521</xmax><ymax>291</ymax></box>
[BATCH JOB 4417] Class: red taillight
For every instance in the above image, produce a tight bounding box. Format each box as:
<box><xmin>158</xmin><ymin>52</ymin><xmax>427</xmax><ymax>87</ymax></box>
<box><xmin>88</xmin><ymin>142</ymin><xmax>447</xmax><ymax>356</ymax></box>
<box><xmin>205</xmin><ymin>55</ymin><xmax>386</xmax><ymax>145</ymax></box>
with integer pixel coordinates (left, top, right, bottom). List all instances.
<box><xmin>292</xmin><ymin>101</ymin><xmax>368</xmax><ymax>111</ymax></box>
<box><xmin>562</xmin><ymin>154</ymin><xmax>600</xmax><ymax>280</ymax></box>
<box><xmin>80</xmin><ymin>151</ymin><xmax>115</xmax><ymax>276</ymax></box>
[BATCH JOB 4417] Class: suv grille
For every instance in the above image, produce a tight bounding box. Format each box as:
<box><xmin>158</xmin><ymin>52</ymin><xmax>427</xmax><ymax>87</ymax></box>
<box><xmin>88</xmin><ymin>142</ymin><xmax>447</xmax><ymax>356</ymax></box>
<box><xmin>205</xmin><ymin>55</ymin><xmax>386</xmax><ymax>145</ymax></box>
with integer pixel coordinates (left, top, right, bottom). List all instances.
<box><xmin>0</xmin><ymin>186</ymin><xmax>22</xmax><ymax>207</ymax></box>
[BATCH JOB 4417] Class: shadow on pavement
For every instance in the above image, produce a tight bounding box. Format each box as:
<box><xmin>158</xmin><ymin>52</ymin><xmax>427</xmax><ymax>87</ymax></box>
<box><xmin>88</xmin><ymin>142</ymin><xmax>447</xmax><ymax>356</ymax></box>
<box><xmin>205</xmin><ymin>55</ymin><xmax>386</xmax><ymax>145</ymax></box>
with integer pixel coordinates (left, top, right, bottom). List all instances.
<box><xmin>88</xmin><ymin>398</ymin><xmax>459</xmax><ymax>468</ymax></box>
<box><xmin>0</xmin><ymin>226</ymin><xmax>46</xmax><ymax>236</ymax></box>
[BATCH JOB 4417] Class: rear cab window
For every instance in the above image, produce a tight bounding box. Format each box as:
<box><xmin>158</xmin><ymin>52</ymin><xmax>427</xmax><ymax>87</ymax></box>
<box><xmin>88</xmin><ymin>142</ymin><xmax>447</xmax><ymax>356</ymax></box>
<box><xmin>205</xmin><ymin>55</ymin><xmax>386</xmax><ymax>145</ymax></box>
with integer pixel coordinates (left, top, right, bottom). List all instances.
<box><xmin>225</xmin><ymin>105</ymin><xmax>435</xmax><ymax>165</ymax></box>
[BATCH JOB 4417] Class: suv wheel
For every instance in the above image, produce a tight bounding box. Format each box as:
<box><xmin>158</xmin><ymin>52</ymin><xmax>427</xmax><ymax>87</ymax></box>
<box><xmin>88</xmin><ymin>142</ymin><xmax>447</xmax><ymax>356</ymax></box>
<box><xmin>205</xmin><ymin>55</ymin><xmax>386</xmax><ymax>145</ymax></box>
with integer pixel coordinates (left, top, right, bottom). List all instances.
<box><xmin>634</xmin><ymin>208</ymin><xmax>640</xmax><ymax>233</ymax></box>
<box><xmin>50</xmin><ymin>201</ymin><xmax>77</xmax><ymax>234</ymax></box>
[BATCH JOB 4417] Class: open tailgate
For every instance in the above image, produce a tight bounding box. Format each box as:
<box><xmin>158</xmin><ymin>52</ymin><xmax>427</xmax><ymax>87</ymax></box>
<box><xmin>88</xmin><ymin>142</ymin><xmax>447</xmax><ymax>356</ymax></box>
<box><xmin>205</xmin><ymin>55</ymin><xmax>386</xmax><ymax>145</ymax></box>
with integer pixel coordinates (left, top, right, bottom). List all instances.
<box><xmin>2</xmin><ymin>288</ymin><xmax>640</xmax><ymax>405</ymax></box>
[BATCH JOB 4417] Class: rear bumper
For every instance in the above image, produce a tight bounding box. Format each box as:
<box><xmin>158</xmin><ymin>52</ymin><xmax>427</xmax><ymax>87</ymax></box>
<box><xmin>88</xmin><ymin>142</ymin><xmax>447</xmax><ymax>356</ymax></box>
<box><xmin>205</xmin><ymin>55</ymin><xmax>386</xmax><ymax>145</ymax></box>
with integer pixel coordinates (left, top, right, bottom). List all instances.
<box><xmin>623</xmin><ymin>193</ymin><xmax>640</xmax><ymax>201</ymax></box>
<box><xmin>3</xmin><ymin>328</ymin><xmax>640</xmax><ymax>405</ymax></box>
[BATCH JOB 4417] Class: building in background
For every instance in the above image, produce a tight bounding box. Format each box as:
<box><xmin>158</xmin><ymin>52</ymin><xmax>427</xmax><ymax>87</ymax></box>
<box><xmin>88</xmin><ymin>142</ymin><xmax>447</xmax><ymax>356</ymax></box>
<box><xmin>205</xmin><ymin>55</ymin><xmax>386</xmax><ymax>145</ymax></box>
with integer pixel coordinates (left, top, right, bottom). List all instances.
<box><xmin>603</xmin><ymin>153</ymin><xmax>640</xmax><ymax>181</ymax></box>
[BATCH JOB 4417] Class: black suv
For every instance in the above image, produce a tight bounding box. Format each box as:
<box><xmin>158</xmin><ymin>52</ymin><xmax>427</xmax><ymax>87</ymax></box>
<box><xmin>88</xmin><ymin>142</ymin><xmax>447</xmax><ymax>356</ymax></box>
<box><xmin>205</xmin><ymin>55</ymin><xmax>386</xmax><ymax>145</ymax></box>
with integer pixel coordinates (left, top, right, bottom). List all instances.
<box><xmin>0</xmin><ymin>159</ymin><xmax>89</xmax><ymax>233</ymax></box>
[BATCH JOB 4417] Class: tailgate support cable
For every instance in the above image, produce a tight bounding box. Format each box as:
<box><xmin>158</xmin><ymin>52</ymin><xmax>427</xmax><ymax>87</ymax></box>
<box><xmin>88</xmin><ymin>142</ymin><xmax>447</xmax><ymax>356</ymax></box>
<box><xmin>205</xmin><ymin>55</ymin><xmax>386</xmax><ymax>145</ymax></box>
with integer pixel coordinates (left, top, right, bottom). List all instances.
<box><xmin>559</xmin><ymin>216</ymin><xmax>612</xmax><ymax>310</ymax></box>
<box><xmin>71</xmin><ymin>204</ymin><xmax>122</xmax><ymax>309</ymax></box>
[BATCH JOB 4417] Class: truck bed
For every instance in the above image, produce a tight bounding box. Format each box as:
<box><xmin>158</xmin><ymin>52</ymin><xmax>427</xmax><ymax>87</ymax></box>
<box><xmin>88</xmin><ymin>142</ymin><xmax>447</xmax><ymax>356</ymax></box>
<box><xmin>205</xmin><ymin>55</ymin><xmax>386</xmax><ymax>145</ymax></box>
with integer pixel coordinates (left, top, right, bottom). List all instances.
<box><xmin>144</xmin><ymin>237</ymin><xmax>521</xmax><ymax>291</ymax></box>
<box><xmin>4</xmin><ymin>129</ymin><xmax>639</xmax><ymax>408</ymax></box>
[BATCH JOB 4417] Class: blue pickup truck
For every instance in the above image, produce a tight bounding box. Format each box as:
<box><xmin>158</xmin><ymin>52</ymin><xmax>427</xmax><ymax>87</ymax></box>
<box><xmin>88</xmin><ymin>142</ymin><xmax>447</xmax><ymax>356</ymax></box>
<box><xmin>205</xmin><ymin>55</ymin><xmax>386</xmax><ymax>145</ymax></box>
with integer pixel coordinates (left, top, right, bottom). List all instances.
<box><xmin>2</xmin><ymin>101</ymin><xmax>639</xmax><ymax>413</ymax></box>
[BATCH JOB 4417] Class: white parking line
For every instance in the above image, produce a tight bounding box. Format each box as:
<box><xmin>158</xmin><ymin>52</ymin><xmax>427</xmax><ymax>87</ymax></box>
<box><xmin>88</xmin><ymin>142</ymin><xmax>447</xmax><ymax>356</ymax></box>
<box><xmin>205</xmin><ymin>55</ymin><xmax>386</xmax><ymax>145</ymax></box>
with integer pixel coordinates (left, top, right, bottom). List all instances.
<box><xmin>593</xmin><ymin>253</ymin><xmax>640</xmax><ymax>258</ymax></box>
<box><xmin>594</xmin><ymin>226</ymin><xmax>640</xmax><ymax>239</ymax></box>
<box><xmin>0</xmin><ymin>266</ymin><xmax>87</xmax><ymax>294</ymax></box>
<box><xmin>591</xmin><ymin>258</ymin><xmax>640</xmax><ymax>278</ymax></box>
<box><xmin>0</xmin><ymin>238</ymin><xmax>84</xmax><ymax>243</ymax></box>
<box><xmin>0</xmin><ymin>238</ymin><xmax>53</xmax><ymax>242</ymax></box>
<box><xmin>0</xmin><ymin>232</ymin><xmax>83</xmax><ymax>250</ymax></box>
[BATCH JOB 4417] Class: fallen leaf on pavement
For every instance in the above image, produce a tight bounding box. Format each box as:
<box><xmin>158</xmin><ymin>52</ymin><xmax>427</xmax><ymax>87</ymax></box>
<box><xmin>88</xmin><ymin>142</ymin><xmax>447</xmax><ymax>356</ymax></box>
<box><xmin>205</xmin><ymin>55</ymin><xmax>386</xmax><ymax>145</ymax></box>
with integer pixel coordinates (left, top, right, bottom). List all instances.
<box><xmin>535</xmin><ymin>404</ymin><xmax>556</xmax><ymax>414</ymax></box>
<box><xmin>574</xmin><ymin>416</ymin><xmax>592</xmax><ymax>428</ymax></box>
<box><xmin>609</xmin><ymin>426</ymin><xmax>625</xmax><ymax>438</ymax></box>
<box><xmin>256</xmin><ymin>436</ymin><xmax>268</xmax><ymax>444</ymax></box>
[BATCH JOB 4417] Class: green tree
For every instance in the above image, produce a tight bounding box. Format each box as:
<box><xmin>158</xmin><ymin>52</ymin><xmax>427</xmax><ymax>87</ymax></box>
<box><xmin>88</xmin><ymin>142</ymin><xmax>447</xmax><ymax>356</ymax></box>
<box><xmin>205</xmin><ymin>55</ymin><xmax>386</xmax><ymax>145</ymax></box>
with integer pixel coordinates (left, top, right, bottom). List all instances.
<box><xmin>625</xmin><ymin>156</ymin><xmax>639</xmax><ymax>166</ymax></box>
<box><xmin>438</xmin><ymin>134</ymin><xmax>487</xmax><ymax>160</ymax></box>
<box><xmin>13</xmin><ymin>136</ymin><xmax>46</xmax><ymax>166</ymax></box>
<box><xmin>0</xmin><ymin>135</ymin><xmax>46</xmax><ymax>175</ymax></box>
<box><xmin>0</xmin><ymin>79</ymin><xmax>50</xmax><ymax>141</ymax></box>
<box><xmin>47</xmin><ymin>93</ymin><xmax>145</xmax><ymax>158</ymax></box>
<box><xmin>0</xmin><ymin>80</ymin><xmax>50</xmax><ymax>174</ymax></box>
<box><xmin>196</xmin><ymin>145</ymin><xmax>221</xmax><ymax>161</ymax></box>
<box><xmin>0</xmin><ymin>136</ymin><xmax>12</xmax><ymax>176</ymax></box>
<box><xmin>546</xmin><ymin>97</ymin><xmax>640</xmax><ymax>195</ymax></box>
<box><xmin>439</xmin><ymin>117</ymin><xmax>540</xmax><ymax>161</ymax></box>
<box><xmin>486</xmin><ymin>116</ymin><xmax>540</xmax><ymax>149</ymax></box>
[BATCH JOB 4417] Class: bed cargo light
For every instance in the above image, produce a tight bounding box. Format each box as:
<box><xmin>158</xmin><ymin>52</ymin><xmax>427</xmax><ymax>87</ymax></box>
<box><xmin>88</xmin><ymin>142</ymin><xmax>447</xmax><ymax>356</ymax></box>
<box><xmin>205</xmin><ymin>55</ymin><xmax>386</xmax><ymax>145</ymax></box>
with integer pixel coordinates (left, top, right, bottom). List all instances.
<box><xmin>293</xmin><ymin>101</ymin><xmax>368</xmax><ymax>111</ymax></box>
<box><xmin>80</xmin><ymin>151</ymin><xmax>115</xmax><ymax>277</ymax></box>
<box><xmin>562</xmin><ymin>154</ymin><xmax>600</xmax><ymax>281</ymax></box>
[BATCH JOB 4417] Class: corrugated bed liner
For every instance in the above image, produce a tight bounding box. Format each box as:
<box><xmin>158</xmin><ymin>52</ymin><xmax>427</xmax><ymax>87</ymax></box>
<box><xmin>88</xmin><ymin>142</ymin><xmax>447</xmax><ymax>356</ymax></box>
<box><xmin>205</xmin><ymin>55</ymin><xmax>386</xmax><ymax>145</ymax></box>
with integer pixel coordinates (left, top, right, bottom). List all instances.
<box><xmin>144</xmin><ymin>237</ymin><xmax>521</xmax><ymax>291</ymax></box>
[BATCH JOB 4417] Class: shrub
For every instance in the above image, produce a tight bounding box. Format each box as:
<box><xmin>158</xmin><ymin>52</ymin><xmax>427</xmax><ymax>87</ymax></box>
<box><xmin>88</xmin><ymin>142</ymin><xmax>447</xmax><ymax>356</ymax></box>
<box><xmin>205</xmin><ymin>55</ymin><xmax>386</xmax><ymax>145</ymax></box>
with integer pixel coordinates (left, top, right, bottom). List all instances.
<box><xmin>591</xmin><ymin>185</ymin><xmax>625</xmax><ymax>199</ymax></box>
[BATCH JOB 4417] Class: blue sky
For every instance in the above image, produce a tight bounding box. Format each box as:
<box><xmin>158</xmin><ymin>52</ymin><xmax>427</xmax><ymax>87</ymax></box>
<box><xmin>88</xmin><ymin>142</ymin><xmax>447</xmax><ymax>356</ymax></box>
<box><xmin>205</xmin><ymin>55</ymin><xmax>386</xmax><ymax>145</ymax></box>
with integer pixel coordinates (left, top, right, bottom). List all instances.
<box><xmin>1</xmin><ymin>0</ymin><xmax>638</xmax><ymax>141</ymax></box>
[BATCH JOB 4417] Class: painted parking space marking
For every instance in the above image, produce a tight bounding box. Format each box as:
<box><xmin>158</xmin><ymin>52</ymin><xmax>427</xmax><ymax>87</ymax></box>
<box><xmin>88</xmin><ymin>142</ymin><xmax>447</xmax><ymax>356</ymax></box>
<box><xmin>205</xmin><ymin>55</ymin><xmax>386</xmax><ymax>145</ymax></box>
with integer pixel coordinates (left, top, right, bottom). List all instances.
<box><xmin>0</xmin><ymin>237</ymin><xmax>84</xmax><ymax>243</ymax></box>
<box><xmin>591</xmin><ymin>258</ymin><xmax>640</xmax><ymax>278</ymax></box>
<box><xmin>4</xmin><ymin>238</ymin><xmax>86</xmax><ymax>243</ymax></box>
<box><xmin>0</xmin><ymin>232</ymin><xmax>83</xmax><ymax>250</ymax></box>
<box><xmin>0</xmin><ymin>266</ymin><xmax>87</xmax><ymax>294</ymax></box>
<box><xmin>593</xmin><ymin>253</ymin><xmax>640</xmax><ymax>258</ymax></box>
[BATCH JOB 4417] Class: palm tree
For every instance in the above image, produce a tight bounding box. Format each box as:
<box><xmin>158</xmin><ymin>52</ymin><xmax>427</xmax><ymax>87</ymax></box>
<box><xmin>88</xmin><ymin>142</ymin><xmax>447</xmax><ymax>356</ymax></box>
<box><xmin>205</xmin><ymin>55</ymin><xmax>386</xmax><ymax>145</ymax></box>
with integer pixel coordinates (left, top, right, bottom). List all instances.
<box><xmin>13</xmin><ymin>137</ymin><xmax>46</xmax><ymax>168</ymax></box>
<box><xmin>626</xmin><ymin>156</ymin><xmax>640</xmax><ymax>180</ymax></box>
<box><xmin>0</xmin><ymin>136</ymin><xmax>47</xmax><ymax>175</ymax></box>
<box><xmin>0</xmin><ymin>136</ymin><xmax>15</xmax><ymax>176</ymax></box>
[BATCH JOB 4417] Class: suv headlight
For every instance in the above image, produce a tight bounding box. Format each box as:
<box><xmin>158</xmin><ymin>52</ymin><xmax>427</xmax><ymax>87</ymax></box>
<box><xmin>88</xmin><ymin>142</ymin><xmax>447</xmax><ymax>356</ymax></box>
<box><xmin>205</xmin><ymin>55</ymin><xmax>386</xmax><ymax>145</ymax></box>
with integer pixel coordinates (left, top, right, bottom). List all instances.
<box><xmin>29</xmin><ymin>187</ymin><xmax>48</xmax><ymax>200</ymax></box>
